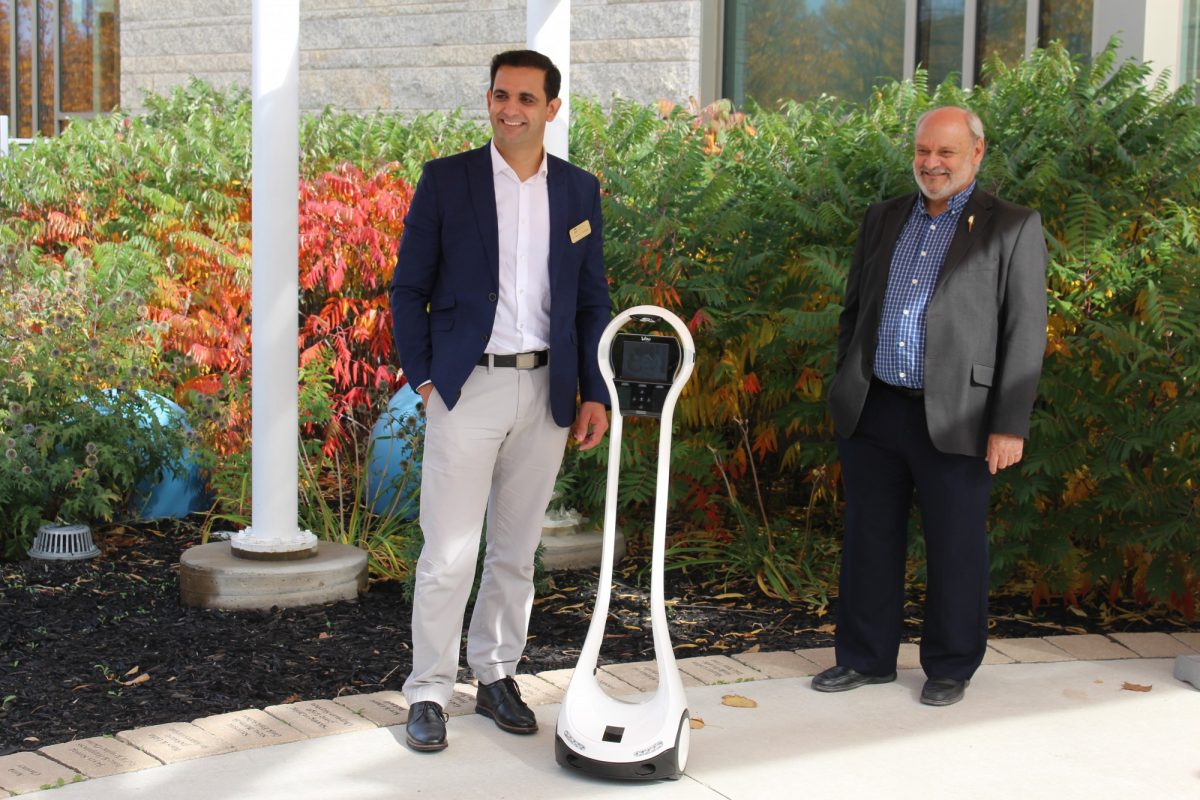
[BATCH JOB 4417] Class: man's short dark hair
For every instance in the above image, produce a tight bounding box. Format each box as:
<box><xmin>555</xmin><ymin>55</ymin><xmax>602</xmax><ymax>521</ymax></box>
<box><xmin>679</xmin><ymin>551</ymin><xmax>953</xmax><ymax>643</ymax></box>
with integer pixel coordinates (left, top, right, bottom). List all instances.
<box><xmin>489</xmin><ymin>50</ymin><xmax>561</xmax><ymax>101</ymax></box>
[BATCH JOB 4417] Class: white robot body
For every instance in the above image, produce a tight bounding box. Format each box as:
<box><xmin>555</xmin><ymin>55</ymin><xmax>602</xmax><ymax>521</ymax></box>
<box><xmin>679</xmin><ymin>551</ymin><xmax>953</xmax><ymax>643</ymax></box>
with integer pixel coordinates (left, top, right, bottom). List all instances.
<box><xmin>555</xmin><ymin>306</ymin><xmax>696</xmax><ymax>781</ymax></box>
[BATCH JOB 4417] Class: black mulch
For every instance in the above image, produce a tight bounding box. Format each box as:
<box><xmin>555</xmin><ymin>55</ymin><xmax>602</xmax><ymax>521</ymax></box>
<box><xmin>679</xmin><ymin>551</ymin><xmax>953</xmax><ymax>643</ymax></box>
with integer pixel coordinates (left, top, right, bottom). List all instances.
<box><xmin>3</xmin><ymin>519</ymin><xmax>1198</xmax><ymax>754</ymax></box>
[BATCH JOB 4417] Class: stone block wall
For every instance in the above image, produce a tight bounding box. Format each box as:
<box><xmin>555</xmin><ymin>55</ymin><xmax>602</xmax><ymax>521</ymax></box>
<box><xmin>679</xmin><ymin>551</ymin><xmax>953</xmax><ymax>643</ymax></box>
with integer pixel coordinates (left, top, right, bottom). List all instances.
<box><xmin>120</xmin><ymin>0</ymin><xmax>706</xmax><ymax>117</ymax></box>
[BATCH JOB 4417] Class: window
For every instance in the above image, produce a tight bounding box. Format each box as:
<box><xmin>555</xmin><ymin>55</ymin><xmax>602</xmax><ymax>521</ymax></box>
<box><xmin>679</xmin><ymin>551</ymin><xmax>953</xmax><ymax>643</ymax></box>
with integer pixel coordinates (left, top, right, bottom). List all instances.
<box><xmin>975</xmin><ymin>0</ymin><xmax>1027</xmax><ymax>82</ymax></box>
<box><xmin>722</xmin><ymin>0</ymin><xmax>907</xmax><ymax>108</ymax></box>
<box><xmin>916</xmin><ymin>0</ymin><xmax>964</xmax><ymax>89</ymax></box>
<box><xmin>1184</xmin><ymin>0</ymin><xmax>1200</xmax><ymax>104</ymax></box>
<box><xmin>721</xmin><ymin>1</ymin><xmax>1104</xmax><ymax>106</ymax></box>
<box><xmin>1038</xmin><ymin>0</ymin><xmax>1092</xmax><ymax>55</ymax></box>
<box><xmin>1</xmin><ymin>0</ymin><xmax>119</xmax><ymax>139</ymax></box>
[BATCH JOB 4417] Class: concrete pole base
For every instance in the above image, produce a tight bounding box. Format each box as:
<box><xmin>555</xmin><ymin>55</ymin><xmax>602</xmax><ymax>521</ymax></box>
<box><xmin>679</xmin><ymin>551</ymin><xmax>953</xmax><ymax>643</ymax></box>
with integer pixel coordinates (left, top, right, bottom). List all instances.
<box><xmin>180</xmin><ymin>540</ymin><xmax>368</xmax><ymax>610</ymax></box>
<box><xmin>541</xmin><ymin>525</ymin><xmax>625</xmax><ymax>571</ymax></box>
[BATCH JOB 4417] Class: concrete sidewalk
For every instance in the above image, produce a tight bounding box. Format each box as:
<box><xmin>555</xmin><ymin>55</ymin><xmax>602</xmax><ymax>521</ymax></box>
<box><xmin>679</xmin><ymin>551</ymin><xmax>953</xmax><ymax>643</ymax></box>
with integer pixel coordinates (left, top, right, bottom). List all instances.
<box><xmin>6</xmin><ymin>635</ymin><xmax>1200</xmax><ymax>799</ymax></box>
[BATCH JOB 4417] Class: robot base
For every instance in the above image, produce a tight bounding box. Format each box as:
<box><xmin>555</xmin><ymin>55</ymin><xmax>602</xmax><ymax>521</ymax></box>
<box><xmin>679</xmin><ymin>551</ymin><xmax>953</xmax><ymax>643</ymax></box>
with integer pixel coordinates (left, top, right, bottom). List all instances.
<box><xmin>554</xmin><ymin>734</ymin><xmax>684</xmax><ymax>781</ymax></box>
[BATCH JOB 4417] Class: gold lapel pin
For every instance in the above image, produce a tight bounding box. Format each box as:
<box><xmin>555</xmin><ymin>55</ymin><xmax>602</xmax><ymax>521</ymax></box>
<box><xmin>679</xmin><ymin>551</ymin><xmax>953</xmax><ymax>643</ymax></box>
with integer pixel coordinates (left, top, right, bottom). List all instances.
<box><xmin>967</xmin><ymin>214</ymin><xmax>975</xmax><ymax>232</ymax></box>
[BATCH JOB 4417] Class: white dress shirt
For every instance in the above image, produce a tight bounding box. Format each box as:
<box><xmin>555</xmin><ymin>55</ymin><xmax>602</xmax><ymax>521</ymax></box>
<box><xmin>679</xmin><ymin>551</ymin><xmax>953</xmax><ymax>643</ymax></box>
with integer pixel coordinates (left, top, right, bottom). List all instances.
<box><xmin>487</xmin><ymin>140</ymin><xmax>552</xmax><ymax>355</ymax></box>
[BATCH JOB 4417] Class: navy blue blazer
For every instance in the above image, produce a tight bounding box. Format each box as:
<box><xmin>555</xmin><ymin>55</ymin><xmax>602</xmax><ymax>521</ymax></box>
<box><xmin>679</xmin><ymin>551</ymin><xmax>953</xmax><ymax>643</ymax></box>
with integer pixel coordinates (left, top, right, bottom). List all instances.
<box><xmin>389</xmin><ymin>143</ymin><xmax>611</xmax><ymax>427</ymax></box>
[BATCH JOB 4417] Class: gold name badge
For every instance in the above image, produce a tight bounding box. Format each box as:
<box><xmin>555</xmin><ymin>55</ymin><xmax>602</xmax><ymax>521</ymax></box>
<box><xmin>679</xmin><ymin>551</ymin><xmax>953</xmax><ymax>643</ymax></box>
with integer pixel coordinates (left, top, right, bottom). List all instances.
<box><xmin>569</xmin><ymin>220</ymin><xmax>592</xmax><ymax>243</ymax></box>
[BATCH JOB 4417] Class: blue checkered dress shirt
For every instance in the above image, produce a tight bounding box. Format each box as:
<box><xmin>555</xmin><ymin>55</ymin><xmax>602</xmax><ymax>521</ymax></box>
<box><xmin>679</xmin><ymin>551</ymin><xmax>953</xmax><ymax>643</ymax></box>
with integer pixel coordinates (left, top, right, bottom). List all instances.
<box><xmin>874</xmin><ymin>182</ymin><xmax>976</xmax><ymax>389</ymax></box>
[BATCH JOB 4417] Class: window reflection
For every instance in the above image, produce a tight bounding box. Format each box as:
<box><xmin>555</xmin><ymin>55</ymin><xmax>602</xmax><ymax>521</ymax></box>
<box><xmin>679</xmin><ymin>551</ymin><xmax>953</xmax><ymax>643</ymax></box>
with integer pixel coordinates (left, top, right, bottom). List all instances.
<box><xmin>15</xmin><ymin>0</ymin><xmax>32</xmax><ymax>137</ymax></box>
<box><xmin>723</xmin><ymin>0</ymin><xmax>906</xmax><ymax>107</ymax></box>
<box><xmin>2</xmin><ymin>0</ymin><xmax>118</xmax><ymax>139</ymax></box>
<box><xmin>916</xmin><ymin>0</ymin><xmax>964</xmax><ymax>88</ymax></box>
<box><xmin>61</xmin><ymin>0</ymin><xmax>120</xmax><ymax>116</ymax></box>
<box><xmin>38</xmin><ymin>0</ymin><xmax>53</xmax><ymax>135</ymax></box>
<box><xmin>0</xmin><ymin>1</ymin><xmax>10</xmax><ymax>130</ymax></box>
<box><xmin>1040</xmin><ymin>0</ymin><xmax>1093</xmax><ymax>56</ymax></box>
<box><xmin>976</xmin><ymin>0</ymin><xmax>1026</xmax><ymax>82</ymax></box>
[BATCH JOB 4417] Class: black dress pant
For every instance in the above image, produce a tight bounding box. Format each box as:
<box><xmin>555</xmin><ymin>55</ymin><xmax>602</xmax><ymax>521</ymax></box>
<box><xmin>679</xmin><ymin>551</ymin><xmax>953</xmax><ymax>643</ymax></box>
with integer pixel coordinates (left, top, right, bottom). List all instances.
<box><xmin>835</xmin><ymin>380</ymin><xmax>994</xmax><ymax>681</ymax></box>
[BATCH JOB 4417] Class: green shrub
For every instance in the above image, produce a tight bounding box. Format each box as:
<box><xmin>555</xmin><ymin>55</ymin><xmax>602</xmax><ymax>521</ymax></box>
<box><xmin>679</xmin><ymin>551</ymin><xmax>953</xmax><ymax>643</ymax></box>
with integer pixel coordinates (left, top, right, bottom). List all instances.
<box><xmin>0</xmin><ymin>43</ymin><xmax>1195</xmax><ymax>613</ymax></box>
<box><xmin>567</xmin><ymin>43</ymin><xmax>1199</xmax><ymax>611</ymax></box>
<box><xmin>0</xmin><ymin>246</ymin><xmax>188</xmax><ymax>558</ymax></box>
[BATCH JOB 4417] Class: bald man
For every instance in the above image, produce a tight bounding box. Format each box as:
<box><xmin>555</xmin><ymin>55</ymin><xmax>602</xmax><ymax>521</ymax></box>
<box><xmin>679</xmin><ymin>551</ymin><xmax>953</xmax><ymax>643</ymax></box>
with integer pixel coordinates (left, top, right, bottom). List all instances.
<box><xmin>819</xmin><ymin>106</ymin><xmax>1048</xmax><ymax>706</ymax></box>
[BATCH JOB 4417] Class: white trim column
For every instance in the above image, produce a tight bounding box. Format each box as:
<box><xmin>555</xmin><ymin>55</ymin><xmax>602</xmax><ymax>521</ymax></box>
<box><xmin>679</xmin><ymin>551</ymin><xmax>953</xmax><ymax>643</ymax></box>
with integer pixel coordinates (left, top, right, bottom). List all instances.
<box><xmin>1092</xmin><ymin>0</ymin><xmax>1185</xmax><ymax>91</ymax></box>
<box><xmin>527</xmin><ymin>0</ymin><xmax>570</xmax><ymax>161</ymax></box>
<box><xmin>962</xmin><ymin>0</ymin><xmax>979</xmax><ymax>89</ymax></box>
<box><xmin>904</xmin><ymin>0</ymin><xmax>918</xmax><ymax>81</ymax></box>
<box><xmin>1024</xmin><ymin>0</ymin><xmax>1039</xmax><ymax>58</ymax></box>
<box><xmin>234</xmin><ymin>0</ymin><xmax>317</xmax><ymax>558</ymax></box>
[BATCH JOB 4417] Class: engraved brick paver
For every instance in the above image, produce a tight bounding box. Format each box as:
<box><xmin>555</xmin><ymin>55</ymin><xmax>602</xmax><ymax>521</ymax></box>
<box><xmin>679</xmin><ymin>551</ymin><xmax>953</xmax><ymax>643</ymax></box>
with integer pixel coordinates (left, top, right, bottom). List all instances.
<box><xmin>986</xmin><ymin>638</ymin><xmax>1073</xmax><ymax>663</ymax></box>
<box><xmin>513</xmin><ymin>674</ymin><xmax>564</xmax><ymax>705</ymax></box>
<box><xmin>1043</xmin><ymin>634</ymin><xmax>1136</xmax><ymax>661</ymax></box>
<box><xmin>445</xmin><ymin>683</ymin><xmax>479</xmax><ymax>716</ymax></box>
<box><xmin>115</xmin><ymin>722</ymin><xmax>234</xmax><ymax>764</ymax></box>
<box><xmin>798</xmin><ymin>646</ymin><xmax>838</xmax><ymax>671</ymax></box>
<box><xmin>677</xmin><ymin>655</ymin><xmax>765</xmax><ymax>685</ymax></box>
<box><xmin>982</xmin><ymin>645</ymin><xmax>1016</xmax><ymax>665</ymax></box>
<box><xmin>0</xmin><ymin>752</ymin><xmax>85</xmax><ymax>794</ymax></box>
<box><xmin>732</xmin><ymin>650</ymin><xmax>823</xmax><ymax>678</ymax></box>
<box><xmin>332</xmin><ymin>691</ymin><xmax>409</xmax><ymax>726</ymax></box>
<box><xmin>39</xmin><ymin>736</ymin><xmax>161</xmax><ymax>777</ymax></box>
<box><xmin>1107</xmin><ymin>632</ymin><xmax>1196</xmax><ymax>658</ymax></box>
<box><xmin>263</xmin><ymin>699</ymin><xmax>377</xmax><ymax>738</ymax></box>
<box><xmin>601</xmin><ymin>661</ymin><xmax>704</xmax><ymax>691</ymax></box>
<box><xmin>1169</xmin><ymin>632</ymin><xmax>1200</xmax><ymax>652</ymax></box>
<box><xmin>536</xmin><ymin>667</ymin><xmax>638</xmax><ymax>695</ymax></box>
<box><xmin>896</xmin><ymin>643</ymin><xmax>922</xmax><ymax>670</ymax></box>
<box><xmin>193</xmin><ymin>709</ymin><xmax>306</xmax><ymax>750</ymax></box>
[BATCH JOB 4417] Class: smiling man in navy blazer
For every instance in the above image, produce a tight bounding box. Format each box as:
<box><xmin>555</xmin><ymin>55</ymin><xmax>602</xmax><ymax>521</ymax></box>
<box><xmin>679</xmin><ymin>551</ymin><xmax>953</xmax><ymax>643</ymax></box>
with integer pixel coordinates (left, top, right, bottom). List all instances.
<box><xmin>389</xmin><ymin>50</ymin><xmax>611</xmax><ymax>752</ymax></box>
<box><xmin>818</xmin><ymin>106</ymin><xmax>1048</xmax><ymax>706</ymax></box>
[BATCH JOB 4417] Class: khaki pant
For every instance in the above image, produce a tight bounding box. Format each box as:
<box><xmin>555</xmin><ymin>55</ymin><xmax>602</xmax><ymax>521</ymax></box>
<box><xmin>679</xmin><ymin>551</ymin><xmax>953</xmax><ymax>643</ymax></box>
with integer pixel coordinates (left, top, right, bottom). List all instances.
<box><xmin>403</xmin><ymin>364</ymin><xmax>569</xmax><ymax>707</ymax></box>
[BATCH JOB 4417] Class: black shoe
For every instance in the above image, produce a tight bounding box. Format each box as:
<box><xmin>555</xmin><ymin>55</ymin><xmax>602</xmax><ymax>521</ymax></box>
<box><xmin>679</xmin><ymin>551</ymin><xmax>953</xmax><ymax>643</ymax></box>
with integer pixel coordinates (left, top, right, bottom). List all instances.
<box><xmin>921</xmin><ymin>678</ymin><xmax>969</xmax><ymax>706</ymax></box>
<box><xmin>405</xmin><ymin>701</ymin><xmax>448</xmax><ymax>752</ymax></box>
<box><xmin>475</xmin><ymin>676</ymin><xmax>538</xmax><ymax>734</ymax></box>
<box><xmin>811</xmin><ymin>665</ymin><xmax>898</xmax><ymax>693</ymax></box>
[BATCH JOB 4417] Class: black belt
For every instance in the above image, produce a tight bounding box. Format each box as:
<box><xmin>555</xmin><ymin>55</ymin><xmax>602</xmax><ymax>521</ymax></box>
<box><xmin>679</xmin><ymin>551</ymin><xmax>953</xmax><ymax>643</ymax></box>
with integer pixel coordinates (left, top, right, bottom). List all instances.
<box><xmin>478</xmin><ymin>351</ymin><xmax>549</xmax><ymax>369</ymax></box>
<box><xmin>872</xmin><ymin>376</ymin><xmax>923</xmax><ymax>399</ymax></box>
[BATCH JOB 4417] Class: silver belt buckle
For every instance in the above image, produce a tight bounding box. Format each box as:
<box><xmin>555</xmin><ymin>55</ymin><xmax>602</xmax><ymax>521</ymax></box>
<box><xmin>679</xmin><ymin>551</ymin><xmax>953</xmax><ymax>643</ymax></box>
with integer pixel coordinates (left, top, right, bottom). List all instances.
<box><xmin>515</xmin><ymin>352</ymin><xmax>536</xmax><ymax>369</ymax></box>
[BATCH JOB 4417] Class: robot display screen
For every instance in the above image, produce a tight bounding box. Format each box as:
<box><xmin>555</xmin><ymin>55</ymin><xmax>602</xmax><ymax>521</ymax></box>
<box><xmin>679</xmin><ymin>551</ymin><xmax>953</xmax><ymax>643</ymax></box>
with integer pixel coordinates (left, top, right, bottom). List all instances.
<box><xmin>619</xmin><ymin>339</ymin><xmax>672</xmax><ymax>384</ymax></box>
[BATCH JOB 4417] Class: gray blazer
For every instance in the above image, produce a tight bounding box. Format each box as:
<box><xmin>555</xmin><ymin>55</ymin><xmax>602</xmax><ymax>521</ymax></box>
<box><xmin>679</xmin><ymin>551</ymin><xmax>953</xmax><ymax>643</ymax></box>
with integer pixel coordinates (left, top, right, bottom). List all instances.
<box><xmin>827</xmin><ymin>189</ymin><xmax>1049</xmax><ymax>458</ymax></box>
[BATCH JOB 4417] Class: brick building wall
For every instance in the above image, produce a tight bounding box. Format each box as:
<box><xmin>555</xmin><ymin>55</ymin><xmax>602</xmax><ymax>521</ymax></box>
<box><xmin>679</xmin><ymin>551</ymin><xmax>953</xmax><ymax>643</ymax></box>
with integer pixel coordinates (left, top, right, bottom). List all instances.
<box><xmin>119</xmin><ymin>0</ymin><xmax>706</xmax><ymax>116</ymax></box>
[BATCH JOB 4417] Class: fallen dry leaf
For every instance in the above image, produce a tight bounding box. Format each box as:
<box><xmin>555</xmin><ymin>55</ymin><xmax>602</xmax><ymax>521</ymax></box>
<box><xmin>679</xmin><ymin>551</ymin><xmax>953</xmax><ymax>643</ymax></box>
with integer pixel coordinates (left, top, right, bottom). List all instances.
<box><xmin>1121</xmin><ymin>682</ymin><xmax>1152</xmax><ymax>693</ymax></box>
<box><xmin>123</xmin><ymin>666</ymin><xmax>140</xmax><ymax>677</ymax></box>
<box><xmin>689</xmin><ymin>717</ymin><xmax>705</xmax><ymax>729</ymax></box>
<box><xmin>817</xmin><ymin>623</ymin><xmax>836</xmax><ymax>634</ymax></box>
<box><xmin>721</xmin><ymin>694</ymin><xmax>758</xmax><ymax>708</ymax></box>
<box><xmin>120</xmin><ymin>673</ymin><xmax>150</xmax><ymax>687</ymax></box>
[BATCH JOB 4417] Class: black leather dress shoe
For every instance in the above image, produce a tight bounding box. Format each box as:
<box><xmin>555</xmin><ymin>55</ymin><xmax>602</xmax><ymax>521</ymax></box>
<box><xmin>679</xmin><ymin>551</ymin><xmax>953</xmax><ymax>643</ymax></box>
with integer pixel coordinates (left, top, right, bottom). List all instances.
<box><xmin>405</xmin><ymin>701</ymin><xmax>448</xmax><ymax>752</ymax></box>
<box><xmin>811</xmin><ymin>665</ymin><xmax>898</xmax><ymax>693</ymax></box>
<box><xmin>921</xmin><ymin>678</ymin><xmax>969</xmax><ymax>706</ymax></box>
<box><xmin>475</xmin><ymin>676</ymin><xmax>538</xmax><ymax>734</ymax></box>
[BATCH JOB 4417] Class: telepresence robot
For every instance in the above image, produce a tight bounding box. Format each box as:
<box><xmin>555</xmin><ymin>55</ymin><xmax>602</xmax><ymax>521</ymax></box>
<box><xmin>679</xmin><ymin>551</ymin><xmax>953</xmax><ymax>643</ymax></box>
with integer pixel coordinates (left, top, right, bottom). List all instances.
<box><xmin>555</xmin><ymin>305</ymin><xmax>696</xmax><ymax>781</ymax></box>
